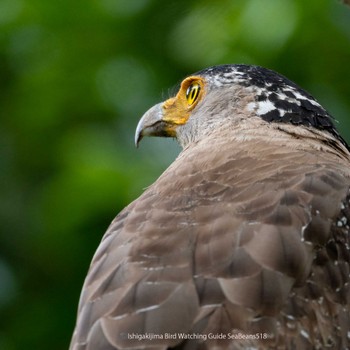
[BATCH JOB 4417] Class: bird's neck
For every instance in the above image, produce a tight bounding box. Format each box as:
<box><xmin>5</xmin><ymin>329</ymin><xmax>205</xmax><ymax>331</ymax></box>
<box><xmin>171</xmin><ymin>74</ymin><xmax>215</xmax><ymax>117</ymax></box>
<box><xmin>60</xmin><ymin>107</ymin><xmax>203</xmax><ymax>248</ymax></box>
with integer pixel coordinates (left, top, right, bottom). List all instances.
<box><xmin>180</xmin><ymin>117</ymin><xmax>350</xmax><ymax>164</ymax></box>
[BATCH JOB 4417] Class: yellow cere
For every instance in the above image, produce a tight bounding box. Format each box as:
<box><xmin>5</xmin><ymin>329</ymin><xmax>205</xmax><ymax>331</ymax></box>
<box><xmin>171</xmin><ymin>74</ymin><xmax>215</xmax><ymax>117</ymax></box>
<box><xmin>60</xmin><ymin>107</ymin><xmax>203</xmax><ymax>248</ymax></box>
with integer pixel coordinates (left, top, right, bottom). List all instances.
<box><xmin>162</xmin><ymin>76</ymin><xmax>206</xmax><ymax>131</ymax></box>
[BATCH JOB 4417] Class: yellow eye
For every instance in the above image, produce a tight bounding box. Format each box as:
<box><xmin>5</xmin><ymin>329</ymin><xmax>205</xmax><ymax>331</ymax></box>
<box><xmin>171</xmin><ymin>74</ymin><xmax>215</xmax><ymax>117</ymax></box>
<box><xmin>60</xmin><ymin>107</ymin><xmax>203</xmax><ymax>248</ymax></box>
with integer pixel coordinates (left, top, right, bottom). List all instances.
<box><xmin>186</xmin><ymin>82</ymin><xmax>201</xmax><ymax>105</ymax></box>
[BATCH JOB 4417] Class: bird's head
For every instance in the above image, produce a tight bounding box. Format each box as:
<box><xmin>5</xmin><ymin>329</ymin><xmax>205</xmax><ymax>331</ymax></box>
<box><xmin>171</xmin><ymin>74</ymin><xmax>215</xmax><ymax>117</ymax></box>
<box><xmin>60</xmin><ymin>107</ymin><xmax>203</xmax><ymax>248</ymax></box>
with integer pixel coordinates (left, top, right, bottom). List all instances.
<box><xmin>135</xmin><ymin>64</ymin><xmax>349</xmax><ymax>151</ymax></box>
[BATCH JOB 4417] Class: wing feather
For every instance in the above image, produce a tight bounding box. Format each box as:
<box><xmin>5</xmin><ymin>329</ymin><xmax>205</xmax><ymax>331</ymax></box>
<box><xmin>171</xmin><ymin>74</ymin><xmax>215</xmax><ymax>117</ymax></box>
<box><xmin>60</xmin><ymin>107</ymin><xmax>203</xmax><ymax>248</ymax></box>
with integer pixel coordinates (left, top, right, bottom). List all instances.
<box><xmin>71</xmin><ymin>134</ymin><xmax>350</xmax><ymax>349</ymax></box>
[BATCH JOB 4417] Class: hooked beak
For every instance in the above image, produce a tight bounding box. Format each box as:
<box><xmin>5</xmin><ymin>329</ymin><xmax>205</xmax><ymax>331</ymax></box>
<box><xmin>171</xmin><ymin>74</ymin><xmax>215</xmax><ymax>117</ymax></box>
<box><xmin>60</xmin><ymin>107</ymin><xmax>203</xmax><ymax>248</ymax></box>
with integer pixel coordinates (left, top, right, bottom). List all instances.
<box><xmin>135</xmin><ymin>102</ymin><xmax>177</xmax><ymax>147</ymax></box>
<box><xmin>135</xmin><ymin>103</ymin><xmax>163</xmax><ymax>147</ymax></box>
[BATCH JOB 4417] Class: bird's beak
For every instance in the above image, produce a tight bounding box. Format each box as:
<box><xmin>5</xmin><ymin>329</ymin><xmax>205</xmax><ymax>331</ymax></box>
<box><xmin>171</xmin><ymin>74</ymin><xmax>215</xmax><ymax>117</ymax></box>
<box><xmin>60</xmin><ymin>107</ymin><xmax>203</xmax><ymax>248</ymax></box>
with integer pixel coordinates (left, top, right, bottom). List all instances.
<box><xmin>135</xmin><ymin>103</ymin><xmax>168</xmax><ymax>147</ymax></box>
<box><xmin>135</xmin><ymin>99</ymin><xmax>188</xmax><ymax>147</ymax></box>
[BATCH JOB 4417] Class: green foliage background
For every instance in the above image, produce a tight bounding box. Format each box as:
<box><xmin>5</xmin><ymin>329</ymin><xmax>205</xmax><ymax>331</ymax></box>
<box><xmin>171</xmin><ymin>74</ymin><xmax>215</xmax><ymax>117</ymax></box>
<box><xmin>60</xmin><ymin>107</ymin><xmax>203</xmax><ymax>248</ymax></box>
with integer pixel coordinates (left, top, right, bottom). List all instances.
<box><xmin>0</xmin><ymin>0</ymin><xmax>350</xmax><ymax>349</ymax></box>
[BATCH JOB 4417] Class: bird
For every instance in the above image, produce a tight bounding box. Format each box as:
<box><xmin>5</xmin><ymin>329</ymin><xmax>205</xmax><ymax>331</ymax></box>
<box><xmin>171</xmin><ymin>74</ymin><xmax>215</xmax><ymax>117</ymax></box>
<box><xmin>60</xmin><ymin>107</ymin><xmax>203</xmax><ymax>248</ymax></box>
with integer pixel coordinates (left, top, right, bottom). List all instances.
<box><xmin>70</xmin><ymin>64</ymin><xmax>350</xmax><ymax>350</ymax></box>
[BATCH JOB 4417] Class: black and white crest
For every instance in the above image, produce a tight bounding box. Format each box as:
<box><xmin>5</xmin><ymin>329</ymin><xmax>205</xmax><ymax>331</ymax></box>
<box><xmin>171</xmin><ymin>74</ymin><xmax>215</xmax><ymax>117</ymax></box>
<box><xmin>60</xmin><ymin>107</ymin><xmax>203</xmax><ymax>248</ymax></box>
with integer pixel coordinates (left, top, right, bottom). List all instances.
<box><xmin>197</xmin><ymin>64</ymin><xmax>349</xmax><ymax>150</ymax></box>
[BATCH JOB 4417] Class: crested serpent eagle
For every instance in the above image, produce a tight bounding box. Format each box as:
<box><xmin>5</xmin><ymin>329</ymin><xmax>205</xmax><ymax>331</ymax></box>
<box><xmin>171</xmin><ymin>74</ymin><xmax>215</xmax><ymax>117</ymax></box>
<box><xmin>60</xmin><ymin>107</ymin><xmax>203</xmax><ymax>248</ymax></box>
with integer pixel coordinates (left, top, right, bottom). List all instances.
<box><xmin>70</xmin><ymin>65</ymin><xmax>350</xmax><ymax>349</ymax></box>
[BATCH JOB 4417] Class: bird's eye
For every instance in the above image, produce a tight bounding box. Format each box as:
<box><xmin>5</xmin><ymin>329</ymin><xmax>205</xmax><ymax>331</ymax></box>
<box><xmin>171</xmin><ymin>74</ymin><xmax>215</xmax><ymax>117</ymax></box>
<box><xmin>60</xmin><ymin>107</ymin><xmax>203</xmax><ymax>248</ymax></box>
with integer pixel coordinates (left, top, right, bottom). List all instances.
<box><xmin>186</xmin><ymin>82</ymin><xmax>201</xmax><ymax>106</ymax></box>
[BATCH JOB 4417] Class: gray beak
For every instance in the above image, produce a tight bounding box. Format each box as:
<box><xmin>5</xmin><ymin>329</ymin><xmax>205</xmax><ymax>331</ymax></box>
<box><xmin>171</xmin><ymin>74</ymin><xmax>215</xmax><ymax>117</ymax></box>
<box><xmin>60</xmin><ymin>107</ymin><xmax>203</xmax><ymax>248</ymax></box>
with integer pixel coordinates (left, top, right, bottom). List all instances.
<box><xmin>135</xmin><ymin>103</ymin><xmax>166</xmax><ymax>147</ymax></box>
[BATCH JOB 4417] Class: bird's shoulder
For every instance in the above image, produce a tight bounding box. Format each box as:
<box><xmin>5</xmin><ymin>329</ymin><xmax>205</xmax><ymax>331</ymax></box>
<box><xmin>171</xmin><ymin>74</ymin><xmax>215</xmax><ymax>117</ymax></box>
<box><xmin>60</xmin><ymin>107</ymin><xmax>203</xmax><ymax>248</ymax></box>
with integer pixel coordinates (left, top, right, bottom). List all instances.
<box><xmin>71</xmin><ymin>136</ymin><xmax>350</xmax><ymax>349</ymax></box>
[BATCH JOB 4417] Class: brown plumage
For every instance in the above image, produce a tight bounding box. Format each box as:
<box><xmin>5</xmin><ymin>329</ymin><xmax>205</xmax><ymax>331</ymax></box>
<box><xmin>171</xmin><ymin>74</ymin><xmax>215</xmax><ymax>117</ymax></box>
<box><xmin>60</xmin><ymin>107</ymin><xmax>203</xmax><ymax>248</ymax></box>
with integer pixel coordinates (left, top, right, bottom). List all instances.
<box><xmin>70</xmin><ymin>65</ymin><xmax>350</xmax><ymax>349</ymax></box>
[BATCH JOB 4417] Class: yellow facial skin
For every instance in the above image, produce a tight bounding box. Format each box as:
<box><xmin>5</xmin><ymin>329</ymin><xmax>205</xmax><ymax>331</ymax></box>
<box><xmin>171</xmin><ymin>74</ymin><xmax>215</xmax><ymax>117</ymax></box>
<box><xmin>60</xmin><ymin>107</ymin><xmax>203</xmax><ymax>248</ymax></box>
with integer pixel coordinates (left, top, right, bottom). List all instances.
<box><xmin>161</xmin><ymin>76</ymin><xmax>206</xmax><ymax>136</ymax></box>
<box><xmin>135</xmin><ymin>76</ymin><xmax>206</xmax><ymax>146</ymax></box>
